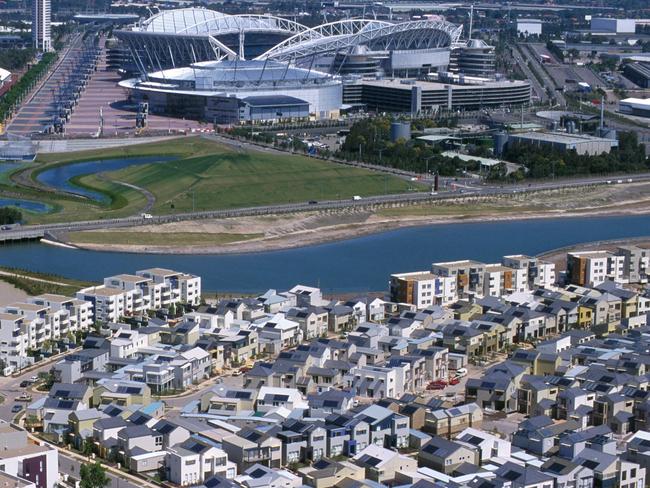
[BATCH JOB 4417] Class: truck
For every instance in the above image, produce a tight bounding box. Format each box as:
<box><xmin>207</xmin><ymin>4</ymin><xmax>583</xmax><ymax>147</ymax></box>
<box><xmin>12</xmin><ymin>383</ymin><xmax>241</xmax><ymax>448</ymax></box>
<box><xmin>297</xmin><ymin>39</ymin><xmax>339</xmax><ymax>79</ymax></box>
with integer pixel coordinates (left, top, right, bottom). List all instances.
<box><xmin>141</xmin><ymin>213</ymin><xmax>153</xmax><ymax>219</ymax></box>
<box><xmin>352</xmin><ymin>195</ymin><xmax>362</xmax><ymax>201</ymax></box>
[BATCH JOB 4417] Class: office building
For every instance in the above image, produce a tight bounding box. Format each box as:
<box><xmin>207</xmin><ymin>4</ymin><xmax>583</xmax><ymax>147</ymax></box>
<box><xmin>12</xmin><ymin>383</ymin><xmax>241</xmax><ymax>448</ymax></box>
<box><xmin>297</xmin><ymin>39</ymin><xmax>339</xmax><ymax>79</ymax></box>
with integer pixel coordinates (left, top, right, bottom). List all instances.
<box><xmin>32</xmin><ymin>0</ymin><xmax>51</xmax><ymax>52</ymax></box>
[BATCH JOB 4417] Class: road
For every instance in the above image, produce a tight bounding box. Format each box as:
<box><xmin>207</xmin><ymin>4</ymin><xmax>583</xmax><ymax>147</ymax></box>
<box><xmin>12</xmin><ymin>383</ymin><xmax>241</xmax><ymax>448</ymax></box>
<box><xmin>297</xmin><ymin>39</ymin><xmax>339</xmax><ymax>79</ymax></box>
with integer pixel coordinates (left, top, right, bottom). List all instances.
<box><xmin>518</xmin><ymin>43</ymin><xmax>566</xmax><ymax>107</ymax></box>
<box><xmin>3</xmin><ymin>171</ymin><xmax>650</xmax><ymax>244</ymax></box>
<box><xmin>0</xmin><ymin>352</ymin><xmax>71</xmax><ymax>421</ymax></box>
<box><xmin>510</xmin><ymin>45</ymin><xmax>548</xmax><ymax>104</ymax></box>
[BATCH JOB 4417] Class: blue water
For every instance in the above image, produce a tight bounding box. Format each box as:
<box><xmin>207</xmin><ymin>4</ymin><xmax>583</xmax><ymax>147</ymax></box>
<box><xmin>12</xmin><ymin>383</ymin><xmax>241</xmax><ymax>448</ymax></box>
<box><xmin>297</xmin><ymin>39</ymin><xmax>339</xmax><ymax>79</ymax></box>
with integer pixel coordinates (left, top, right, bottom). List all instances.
<box><xmin>1</xmin><ymin>215</ymin><xmax>650</xmax><ymax>293</ymax></box>
<box><xmin>0</xmin><ymin>198</ymin><xmax>51</xmax><ymax>214</ymax></box>
<box><xmin>36</xmin><ymin>156</ymin><xmax>177</xmax><ymax>202</ymax></box>
<box><xmin>0</xmin><ymin>163</ymin><xmax>21</xmax><ymax>176</ymax></box>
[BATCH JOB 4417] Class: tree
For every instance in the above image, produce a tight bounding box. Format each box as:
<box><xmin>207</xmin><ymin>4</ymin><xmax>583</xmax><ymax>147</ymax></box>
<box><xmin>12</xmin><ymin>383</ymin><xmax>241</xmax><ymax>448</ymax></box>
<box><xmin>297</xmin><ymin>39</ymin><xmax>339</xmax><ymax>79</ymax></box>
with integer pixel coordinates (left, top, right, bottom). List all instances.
<box><xmin>82</xmin><ymin>438</ymin><xmax>94</xmax><ymax>456</ymax></box>
<box><xmin>0</xmin><ymin>208</ymin><xmax>22</xmax><ymax>225</ymax></box>
<box><xmin>79</xmin><ymin>462</ymin><xmax>110</xmax><ymax>488</ymax></box>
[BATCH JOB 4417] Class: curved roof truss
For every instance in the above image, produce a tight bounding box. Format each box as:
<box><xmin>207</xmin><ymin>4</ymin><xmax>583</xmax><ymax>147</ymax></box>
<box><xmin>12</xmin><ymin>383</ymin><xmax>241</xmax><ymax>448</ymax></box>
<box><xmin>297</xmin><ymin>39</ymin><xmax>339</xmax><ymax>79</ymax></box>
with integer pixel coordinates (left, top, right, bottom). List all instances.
<box><xmin>255</xmin><ymin>19</ymin><xmax>463</xmax><ymax>62</ymax></box>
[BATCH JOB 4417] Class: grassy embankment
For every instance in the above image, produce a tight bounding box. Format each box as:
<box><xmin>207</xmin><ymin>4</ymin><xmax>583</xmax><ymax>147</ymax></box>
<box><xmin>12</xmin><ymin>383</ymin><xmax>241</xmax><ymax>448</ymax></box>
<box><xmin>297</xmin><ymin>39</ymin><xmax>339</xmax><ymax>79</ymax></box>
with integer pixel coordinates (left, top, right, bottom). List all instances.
<box><xmin>66</xmin><ymin>231</ymin><xmax>263</xmax><ymax>246</ymax></box>
<box><xmin>7</xmin><ymin>137</ymin><xmax>425</xmax><ymax>224</ymax></box>
<box><xmin>0</xmin><ymin>266</ymin><xmax>95</xmax><ymax>296</ymax></box>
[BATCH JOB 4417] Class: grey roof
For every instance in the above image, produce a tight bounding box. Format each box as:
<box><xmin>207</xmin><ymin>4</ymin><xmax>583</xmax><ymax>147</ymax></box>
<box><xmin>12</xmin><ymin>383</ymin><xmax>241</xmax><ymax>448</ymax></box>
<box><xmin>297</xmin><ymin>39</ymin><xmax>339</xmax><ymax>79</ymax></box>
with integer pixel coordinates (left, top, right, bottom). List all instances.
<box><xmin>118</xmin><ymin>425</ymin><xmax>155</xmax><ymax>439</ymax></box>
<box><xmin>49</xmin><ymin>383</ymin><xmax>89</xmax><ymax>400</ymax></box>
<box><xmin>94</xmin><ymin>417</ymin><xmax>129</xmax><ymax>430</ymax></box>
<box><xmin>422</xmin><ymin>436</ymin><xmax>469</xmax><ymax>458</ymax></box>
<box><xmin>242</xmin><ymin>95</ymin><xmax>309</xmax><ymax>107</ymax></box>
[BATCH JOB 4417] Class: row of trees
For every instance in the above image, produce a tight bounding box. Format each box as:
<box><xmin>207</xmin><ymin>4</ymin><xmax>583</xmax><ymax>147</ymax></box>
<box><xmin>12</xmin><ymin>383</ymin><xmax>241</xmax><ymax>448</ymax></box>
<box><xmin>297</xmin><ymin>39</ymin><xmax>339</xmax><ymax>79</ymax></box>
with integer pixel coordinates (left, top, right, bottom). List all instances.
<box><xmin>0</xmin><ymin>48</ymin><xmax>36</xmax><ymax>71</ymax></box>
<box><xmin>0</xmin><ymin>52</ymin><xmax>57</xmax><ymax>124</ymax></box>
<box><xmin>337</xmin><ymin>117</ymin><xmax>476</xmax><ymax>175</ymax></box>
<box><xmin>0</xmin><ymin>208</ymin><xmax>22</xmax><ymax>225</ymax></box>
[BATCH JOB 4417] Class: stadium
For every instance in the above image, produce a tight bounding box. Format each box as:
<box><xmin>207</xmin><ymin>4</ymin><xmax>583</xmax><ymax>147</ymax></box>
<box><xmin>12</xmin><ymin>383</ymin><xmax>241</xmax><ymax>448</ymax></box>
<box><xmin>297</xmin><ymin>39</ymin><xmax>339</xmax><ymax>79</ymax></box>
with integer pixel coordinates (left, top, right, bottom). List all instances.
<box><xmin>115</xmin><ymin>8</ymin><xmax>529</xmax><ymax>122</ymax></box>
<box><xmin>115</xmin><ymin>9</ymin><xmax>463</xmax><ymax>76</ymax></box>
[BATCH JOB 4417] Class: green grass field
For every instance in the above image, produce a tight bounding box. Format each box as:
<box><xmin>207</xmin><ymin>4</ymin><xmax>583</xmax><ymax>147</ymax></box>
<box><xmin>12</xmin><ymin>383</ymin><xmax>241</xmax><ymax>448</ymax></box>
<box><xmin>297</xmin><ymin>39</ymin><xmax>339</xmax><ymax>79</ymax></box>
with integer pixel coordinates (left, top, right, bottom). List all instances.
<box><xmin>91</xmin><ymin>149</ymin><xmax>421</xmax><ymax>214</ymax></box>
<box><xmin>6</xmin><ymin>137</ymin><xmax>424</xmax><ymax>223</ymax></box>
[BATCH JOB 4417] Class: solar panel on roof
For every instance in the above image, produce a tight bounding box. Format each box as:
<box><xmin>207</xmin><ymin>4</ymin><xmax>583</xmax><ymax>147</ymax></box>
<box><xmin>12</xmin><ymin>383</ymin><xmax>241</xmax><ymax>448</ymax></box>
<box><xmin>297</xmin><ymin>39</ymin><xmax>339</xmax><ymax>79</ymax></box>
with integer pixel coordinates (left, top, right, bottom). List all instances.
<box><xmin>234</xmin><ymin>391</ymin><xmax>250</xmax><ymax>399</ymax></box>
<box><xmin>158</xmin><ymin>423</ymin><xmax>174</xmax><ymax>434</ymax></box>
<box><xmin>582</xmin><ymin>460</ymin><xmax>599</xmax><ymax>470</ymax></box>
<box><xmin>312</xmin><ymin>459</ymin><xmax>330</xmax><ymax>470</ymax></box>
<box><xmin>546</xmin><ymin>462</ymin><xmax>566</xmax><ymax>473</ymax></box>
<box><xmin>56</xmin><ymin>390</ymin><xmax>71</xmax><ymax>397</ymax></box>
<box><xmin>502</xmin><ymin>470</ymin><xmax>521</xmax><ymax>481</ymax></box>
<box><xmin>187</xmin><ymin>441</ymin><xmax>205</xmax><ymax>453</ymax></box>
<box><xmin>249</xmin><ymin>468</ymin><xmax>267</xmax><ymax>479</ymax></box>
<box><xmin>361</xmin><ymin>455</ymin><xmax>382</xmax><ymax>467</ymax></box>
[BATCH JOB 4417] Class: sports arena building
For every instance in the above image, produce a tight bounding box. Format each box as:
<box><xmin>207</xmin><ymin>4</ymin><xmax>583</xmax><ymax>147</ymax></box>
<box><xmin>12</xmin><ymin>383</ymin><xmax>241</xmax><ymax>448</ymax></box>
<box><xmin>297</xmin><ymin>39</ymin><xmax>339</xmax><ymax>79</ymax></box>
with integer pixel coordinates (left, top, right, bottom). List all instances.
<box><xmin>115</xmin><ymin>8</ymin><xmax>463</xmax><ymax>77</ymax></box>
<box><xmin>116</xmin><ymin>8</ymin><xmax>530</xmax><ymax>122</ymax></box>
<box><xmin>119</xmin><ymin>59</ymin><xmax>342</xmax><ymax>122</ymax></box>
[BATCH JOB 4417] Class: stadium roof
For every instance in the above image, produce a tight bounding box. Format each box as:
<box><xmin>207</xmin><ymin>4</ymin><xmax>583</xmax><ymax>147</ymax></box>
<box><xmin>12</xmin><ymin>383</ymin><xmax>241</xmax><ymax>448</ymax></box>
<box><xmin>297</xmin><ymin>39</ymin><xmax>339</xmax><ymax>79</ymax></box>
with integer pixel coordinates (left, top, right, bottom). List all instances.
<box><xmin>117</xmin><ymin>7</ymin><xmax>462</xmax><ymax>68</ymax></box>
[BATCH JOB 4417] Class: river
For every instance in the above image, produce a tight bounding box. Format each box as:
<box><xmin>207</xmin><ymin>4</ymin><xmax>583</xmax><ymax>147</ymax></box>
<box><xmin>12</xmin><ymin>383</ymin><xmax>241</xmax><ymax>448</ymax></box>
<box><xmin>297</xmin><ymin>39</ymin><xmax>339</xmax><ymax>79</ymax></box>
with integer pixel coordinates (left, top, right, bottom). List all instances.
<box><xmin>1</xmin><ymin>214</ymin><xmax>649</xmax><ymax>293</ymax></box>
<box><xmin>35</xmin><ymin>156</ymin><xmax>176</xmax><ymax>202</ymax></box>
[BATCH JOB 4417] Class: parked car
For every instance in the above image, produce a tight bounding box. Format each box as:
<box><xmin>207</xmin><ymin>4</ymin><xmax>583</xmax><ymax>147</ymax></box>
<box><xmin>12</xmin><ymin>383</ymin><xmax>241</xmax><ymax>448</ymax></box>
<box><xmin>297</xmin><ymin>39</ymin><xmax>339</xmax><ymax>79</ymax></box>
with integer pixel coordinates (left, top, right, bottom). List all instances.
<box><xmin>16</xmin><ymin>393</ymin><xmax>31</xmax><ymax>402</ymax></box>
<box><xmin>19</xmin><ymin>381</ymin><xmax>30</xmax><ymax>388</ymax></box>
<box><xmin>449</xmin><ymin>377</ymin><xmax>460</xmax><ymax>386</ymax></box>
<box><xmin>426</xmin><ymin>381</ymin><xmax>445</xmax><ymax>390</ymax></box>
<box><xmin>455</xmin><ymin>368</ymin><xmax>468</xmax><ymax>378</ymax></box>
<box><xmin>11</xmin><ymin>405</ymin><xmax>22</xmax><ymax>413</ymax></box>
<box><xmin>29</xmin><ymin>375</ymin><xmax>38</xmax><ymax>382</ymax></box>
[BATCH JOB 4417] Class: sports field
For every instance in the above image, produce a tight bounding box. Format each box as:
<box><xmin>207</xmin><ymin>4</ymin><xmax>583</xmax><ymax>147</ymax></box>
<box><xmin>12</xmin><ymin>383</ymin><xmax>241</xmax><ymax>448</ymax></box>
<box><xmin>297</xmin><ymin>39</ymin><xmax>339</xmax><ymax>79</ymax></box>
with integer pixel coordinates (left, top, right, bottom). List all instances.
<box><xmin>5</xmin><ymin>136</ymin><xmax>424</xmax><ymax>223</ymax></box>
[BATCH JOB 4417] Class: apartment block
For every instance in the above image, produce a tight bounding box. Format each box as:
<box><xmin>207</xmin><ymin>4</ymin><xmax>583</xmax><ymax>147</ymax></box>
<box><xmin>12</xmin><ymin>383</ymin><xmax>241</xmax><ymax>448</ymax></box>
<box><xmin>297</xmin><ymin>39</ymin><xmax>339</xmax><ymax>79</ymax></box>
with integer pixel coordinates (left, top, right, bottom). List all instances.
<box><xmin>567</xmin><ymin>251</ymin><xmax>625</xmax><ymax>287</ymax></box>
<box><xmin>390</xmin><ymin>272</ymin><xmax>456</xmax><ymax>308</ymax></box>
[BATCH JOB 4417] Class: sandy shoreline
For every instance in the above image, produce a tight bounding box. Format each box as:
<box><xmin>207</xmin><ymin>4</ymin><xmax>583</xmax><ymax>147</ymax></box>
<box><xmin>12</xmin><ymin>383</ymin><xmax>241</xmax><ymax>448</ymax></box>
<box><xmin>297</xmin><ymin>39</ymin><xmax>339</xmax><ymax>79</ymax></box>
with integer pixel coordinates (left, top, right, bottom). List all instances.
<box><xmin>61</xmin><ymin>205</ymin><xmax>650</xmax><ymax>255</ymax></box>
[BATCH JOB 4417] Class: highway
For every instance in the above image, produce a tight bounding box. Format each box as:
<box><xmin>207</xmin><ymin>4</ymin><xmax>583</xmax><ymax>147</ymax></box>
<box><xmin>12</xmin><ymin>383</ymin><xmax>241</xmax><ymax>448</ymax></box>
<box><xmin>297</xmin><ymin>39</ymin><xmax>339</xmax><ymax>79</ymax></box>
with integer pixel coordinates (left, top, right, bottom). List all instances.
<box><xmin>3</xmin><ymin>173</ymin><xmax>650</xmax><ymax>244</ymax></box>
<box><xmin>511</xmin><ymin>44</ymin><xmax>548</xmax><ymax>104</ymax></box>
<box><xmin>522</xmin><ymin>44</ymin><xmax>567</xmax><ymax>107</ymax></box>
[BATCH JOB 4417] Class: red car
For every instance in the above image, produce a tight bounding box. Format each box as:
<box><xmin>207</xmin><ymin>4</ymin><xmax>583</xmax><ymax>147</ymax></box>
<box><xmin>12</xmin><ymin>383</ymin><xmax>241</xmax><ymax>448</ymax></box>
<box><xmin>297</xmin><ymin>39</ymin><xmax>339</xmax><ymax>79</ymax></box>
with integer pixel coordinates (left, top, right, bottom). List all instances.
<box><xmin>427</xmin><ymin>380</ymin><xmax>447</xmax><ymax>390</ymax></box>
<box><xmin>449</xmin><ymin>377</ymin><xmax>460</xmax><ymax>386</ymax></box>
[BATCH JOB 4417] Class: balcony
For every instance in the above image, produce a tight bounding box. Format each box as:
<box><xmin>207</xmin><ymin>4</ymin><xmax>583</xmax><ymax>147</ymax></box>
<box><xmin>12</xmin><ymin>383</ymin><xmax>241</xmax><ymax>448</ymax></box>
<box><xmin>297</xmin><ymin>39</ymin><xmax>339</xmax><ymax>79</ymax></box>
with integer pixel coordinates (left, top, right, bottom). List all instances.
<box><xmin>243</xmin><ymin>449</ymin><xmax>271</xmax><ymax>462</ymax></box>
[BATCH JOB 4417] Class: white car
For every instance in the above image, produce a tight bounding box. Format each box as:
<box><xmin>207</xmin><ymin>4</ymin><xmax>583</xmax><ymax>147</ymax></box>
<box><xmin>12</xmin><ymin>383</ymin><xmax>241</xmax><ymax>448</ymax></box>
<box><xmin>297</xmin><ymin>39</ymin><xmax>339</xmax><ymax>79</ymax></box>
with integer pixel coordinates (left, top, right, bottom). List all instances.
<box><xmin>455</xmin><ymin>368</ymin><xmax>468</xmax><ymax>378</ymax></box>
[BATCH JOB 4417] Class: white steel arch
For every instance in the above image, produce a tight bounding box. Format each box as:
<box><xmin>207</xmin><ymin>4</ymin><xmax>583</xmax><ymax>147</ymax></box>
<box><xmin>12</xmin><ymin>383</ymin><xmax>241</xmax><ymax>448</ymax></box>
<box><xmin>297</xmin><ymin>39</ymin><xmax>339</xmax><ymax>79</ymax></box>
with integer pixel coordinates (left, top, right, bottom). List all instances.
<box><xmin>175</xmin><ymin>14</ymin><xmax>310</xmax><ymax>37</ymax></box>
<box><xmin>255</xmin><ymin>19</ymin><xmax>462</xmax><ymax>62</ymax></box>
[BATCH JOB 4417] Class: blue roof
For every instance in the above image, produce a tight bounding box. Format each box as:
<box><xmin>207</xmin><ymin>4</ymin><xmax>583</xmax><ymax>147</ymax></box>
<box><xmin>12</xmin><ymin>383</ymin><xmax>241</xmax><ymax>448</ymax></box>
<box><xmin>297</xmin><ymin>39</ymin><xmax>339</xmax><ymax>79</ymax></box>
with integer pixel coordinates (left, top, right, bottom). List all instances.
<box><xmin>139</xmin><ymin>401</ymin><xmax>164</xmax><ymax>416</ymax></box>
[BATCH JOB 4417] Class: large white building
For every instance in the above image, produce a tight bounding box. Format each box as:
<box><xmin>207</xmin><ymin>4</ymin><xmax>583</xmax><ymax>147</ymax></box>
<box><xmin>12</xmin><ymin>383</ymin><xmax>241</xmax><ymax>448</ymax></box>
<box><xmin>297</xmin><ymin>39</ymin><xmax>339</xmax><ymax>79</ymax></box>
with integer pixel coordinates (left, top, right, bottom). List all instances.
<box><xmin>391</xmin><ymin>256</ymin><xmax>556</xmax><ymax>308</ymax></box>
<box><xmin>32</xmin><ymin>0</ymin><xmax>51</xmax><ymax>51</ymax></box>
<box><xmin>516</xmin><ymin>19</ymin><xmax>542</xmax><ymax>37</ymax></box>
<box><xmin>0</xmin><ymin>295</ymin><xmax>93</xmax><ymax>373</ymax></box>
<box><xmin>591</xmin><ymin>18</ymin><xmax>637</xmax><ymax>34</ymax></box>
<box><xmin>620</xmin><ymin>98</ymin><xmax>650</xmax><ymax>119</ymax></box>
<box><xmin>567</xmin><ymin>251</ymin><xmax>625</xmax><ymax>287</ymax></box>
<box><xmin>77</xmin><ymin>268</ymin><xmax>201</xmax><ymax>323</ymax></box>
